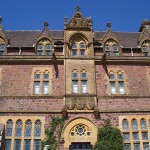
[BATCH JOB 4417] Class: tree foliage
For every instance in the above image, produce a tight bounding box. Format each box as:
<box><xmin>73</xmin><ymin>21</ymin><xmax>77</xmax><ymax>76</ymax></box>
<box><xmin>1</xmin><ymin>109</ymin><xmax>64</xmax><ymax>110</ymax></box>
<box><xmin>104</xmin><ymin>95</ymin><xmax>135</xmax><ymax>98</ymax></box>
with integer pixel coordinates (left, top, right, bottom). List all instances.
<box><xmin>41</xmin><ymin>117</ymin><xmax>64</xmax><ymax>150</ymax></box>
<box><xmin>93</xmin><ymin>119</ymin><xmax>124</xmax><ymax>150</ymax></box>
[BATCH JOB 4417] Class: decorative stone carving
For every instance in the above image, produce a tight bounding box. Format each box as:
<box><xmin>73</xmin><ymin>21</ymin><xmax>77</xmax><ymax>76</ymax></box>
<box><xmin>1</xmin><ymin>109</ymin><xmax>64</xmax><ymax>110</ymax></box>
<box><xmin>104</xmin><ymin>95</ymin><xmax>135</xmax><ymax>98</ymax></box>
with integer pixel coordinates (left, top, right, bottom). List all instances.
<box><xmin>66</xmin><ymin>98</ymin><xmax>75</xmax><ymax>110</ymax></box>
<box><xmin>65</xmin><ymin>7</ymin><xmax>92</xmax><ymax>29</ymax></box>
<box><xmin>86</xmin><ymin>98</ymin><xmax>95</xmax><ymax>110</ymax></box>
<box><xmin>76</xmin><ymin>98</ymin><xmax>85</xmax><ymax>110</ymax></box>
<box><xmin>65</xmin><ymin>97</ymin><xmax>95</xmax><ymax>110</ymax></box>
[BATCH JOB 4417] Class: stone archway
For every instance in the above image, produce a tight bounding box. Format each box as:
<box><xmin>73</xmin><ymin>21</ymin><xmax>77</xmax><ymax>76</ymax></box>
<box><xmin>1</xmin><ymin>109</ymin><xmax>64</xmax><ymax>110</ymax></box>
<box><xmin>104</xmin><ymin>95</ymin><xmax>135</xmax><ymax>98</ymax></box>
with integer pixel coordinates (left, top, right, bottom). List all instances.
<box><xmin>62</xmin><ymin>117</ymin><xmax>98</xmax><ymax>148</ymax></box>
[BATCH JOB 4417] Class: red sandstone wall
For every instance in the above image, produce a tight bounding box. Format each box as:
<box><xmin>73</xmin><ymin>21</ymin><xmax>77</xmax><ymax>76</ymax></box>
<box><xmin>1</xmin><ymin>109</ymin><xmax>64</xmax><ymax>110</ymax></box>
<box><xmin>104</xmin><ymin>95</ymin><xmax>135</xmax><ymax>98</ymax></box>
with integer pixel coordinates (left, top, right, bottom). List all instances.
<box><xmin>95</xmin><ymin>64</ymin><xmax>150</xmax><ymax>96</ymax></box>
<box><xmin>0</xmin><ymin>63</ymin><xmax>64</xmax><ymax>96</ymax></box>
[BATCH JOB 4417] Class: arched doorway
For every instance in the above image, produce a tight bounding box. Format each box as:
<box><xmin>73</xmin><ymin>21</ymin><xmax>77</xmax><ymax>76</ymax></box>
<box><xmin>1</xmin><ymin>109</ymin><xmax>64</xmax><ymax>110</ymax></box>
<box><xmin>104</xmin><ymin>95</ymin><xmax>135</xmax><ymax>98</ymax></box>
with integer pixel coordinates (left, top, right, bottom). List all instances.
<box><xmin>62</xmin><ymin>117</ymin><xmax>97</xmax><ymax>149</ymax></box>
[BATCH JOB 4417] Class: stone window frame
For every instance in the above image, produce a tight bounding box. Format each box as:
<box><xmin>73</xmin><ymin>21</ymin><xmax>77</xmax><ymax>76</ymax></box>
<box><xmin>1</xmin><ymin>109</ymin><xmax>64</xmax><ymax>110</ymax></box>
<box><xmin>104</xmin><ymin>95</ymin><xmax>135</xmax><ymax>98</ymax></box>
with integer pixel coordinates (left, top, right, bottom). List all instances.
<box><xmin>31</xmin><ymin>67</ymin><xmax>53</xmax><ymax>96</ymax></box>
<box><xmin>104</xmin><ymin>39</ymin><xmax>120</xmax><ymax>56</ymax></box>
<box><xmin>0</xmin><ymin>37</ymin><xmax>6</xmax><ymax>55</ymax></box>
<box><xmin>2</xmin><ymin>116</ymin><xmax>45</xmax><ymax>150</ymax></box>
<box><xmin>36</xmin><ymin>38</ymin><xmax>53</xmax><ymax>55</ymax></box>
<box><xmin>141</xmin><ymin>40</ymin><xmax>150</xmax><ymax>57</ymax></box>
<box><xmin>119</xmin><ymin>116</ymin><xmax>150</xmax><ymax>150</ymax></box>
<box><xmin>71</xmin><ymin>69</ymin><xmax>88</xmax><ymax>94</ymax></box>
<box><xmin>107</xmin><ymin>69</ymin><xmax>126</xmax><ymax>95</ymax></box>
<box><xmin>69</xmin><ymin>34</ymin><xmax>88</xmax><ymax>57</ymax></box>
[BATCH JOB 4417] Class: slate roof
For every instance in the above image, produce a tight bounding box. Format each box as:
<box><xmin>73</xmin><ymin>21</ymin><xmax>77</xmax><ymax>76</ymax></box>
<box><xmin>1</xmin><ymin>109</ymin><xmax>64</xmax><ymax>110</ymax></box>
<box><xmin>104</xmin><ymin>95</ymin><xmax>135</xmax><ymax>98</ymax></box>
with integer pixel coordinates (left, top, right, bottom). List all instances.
<box><xmin>5</xmin><ymin>30</ymin><xmax>142</xmax><ymax>48</ymax></box>
<box><xmin>6</xmin><ymin>30</ymin><xmax>64</xmax><ymax>47</ymax></box>
<box><xmin>94</xmin><ymin>31</ymin><xmax>141</xmax><ymax>48</ymax></box>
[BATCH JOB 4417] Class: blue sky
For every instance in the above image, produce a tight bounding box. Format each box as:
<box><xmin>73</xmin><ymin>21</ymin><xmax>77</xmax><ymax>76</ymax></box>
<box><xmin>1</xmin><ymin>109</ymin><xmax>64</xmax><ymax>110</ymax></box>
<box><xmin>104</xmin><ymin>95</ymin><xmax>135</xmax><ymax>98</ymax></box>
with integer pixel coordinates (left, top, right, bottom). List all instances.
<box><xmin>0</xmin><ymin>0</ymin><xmax>150</xmax><ymax>32</ymax></box>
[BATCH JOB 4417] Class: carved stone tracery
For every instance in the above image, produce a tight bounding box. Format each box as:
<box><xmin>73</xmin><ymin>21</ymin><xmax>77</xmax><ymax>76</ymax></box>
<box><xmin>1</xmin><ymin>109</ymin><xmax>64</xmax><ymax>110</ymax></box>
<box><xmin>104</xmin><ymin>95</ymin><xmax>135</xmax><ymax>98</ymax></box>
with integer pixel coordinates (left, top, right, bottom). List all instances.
<box><xmin>65</xmin><ymin>97</ymin><xmax>95</xmax><ymax>110</ymax></box>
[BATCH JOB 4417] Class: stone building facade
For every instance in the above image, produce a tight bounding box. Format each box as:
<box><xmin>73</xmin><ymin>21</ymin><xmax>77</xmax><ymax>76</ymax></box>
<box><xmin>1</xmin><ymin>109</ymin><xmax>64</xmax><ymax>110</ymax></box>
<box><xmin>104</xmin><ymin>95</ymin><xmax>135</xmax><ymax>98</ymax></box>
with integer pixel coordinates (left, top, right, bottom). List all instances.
<box><xmin>0</xmin><ymin>7</ymin><xmax>150</xmax><ymax>150</ymax></box>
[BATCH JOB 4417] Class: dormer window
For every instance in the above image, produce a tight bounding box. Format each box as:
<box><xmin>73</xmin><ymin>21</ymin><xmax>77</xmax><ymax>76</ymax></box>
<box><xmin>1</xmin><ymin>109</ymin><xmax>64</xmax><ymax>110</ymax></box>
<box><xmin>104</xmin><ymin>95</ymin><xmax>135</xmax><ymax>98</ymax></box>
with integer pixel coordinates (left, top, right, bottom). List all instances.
<box><xmin>104</xmin><ymin>39</ymin><xmax>120</xmax><ymax>56</ymax></box>
<box><xmin>72</xmin><ymin>43</ymin><xmax>77</xmax><ymax>56</ymax></box>
<box><xmin>141</xmin><ymin>40</ymin><xmax>150</xmax><ymax>57</ymax></box>
<box><xmin>69</xmin><ymin>34</ymin><xmax>87</xmax><ymax>57</ymax></box>
<box><xmin>104</xmin><ymin>45</ymin><xmax>111</xmax><ymax>56</ymax></box>
<box><xmin>37</xmin><ymin>44</ymin><xmax>43</xmax><ymax>55</ymax></box>
<box><xmin>0</xmin><ymin>44</ymin><xmax>5</xmax><ymax>55</ymax></box>
<box><xmin>112</xmin><ymin>45</ymin><xmax>119</xmax><ymax>56</ymax></box>
<box><xmin>37</xmin><ymin>39</ymin><xmax>53</xmax><ymax>56</ymax></box>
<box><xmin>80</xmin><ymin>43</ymin><xmax>86</xmax><ymax>56</ymax></box>
<box><xmin>142</xmin><ymin>46</ymin><xmax>148</xmax><ymax>57</ymax></box>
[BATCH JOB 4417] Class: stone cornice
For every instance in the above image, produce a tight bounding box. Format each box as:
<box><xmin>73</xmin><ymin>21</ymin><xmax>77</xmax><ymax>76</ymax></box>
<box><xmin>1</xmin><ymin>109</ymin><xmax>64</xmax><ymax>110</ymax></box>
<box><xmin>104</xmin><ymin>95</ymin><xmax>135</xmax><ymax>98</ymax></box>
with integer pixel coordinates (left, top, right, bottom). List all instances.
<box><xmin>0</xmin><ymin>96</ymin><xmax>64</xmax><ymax>99</ymax></box>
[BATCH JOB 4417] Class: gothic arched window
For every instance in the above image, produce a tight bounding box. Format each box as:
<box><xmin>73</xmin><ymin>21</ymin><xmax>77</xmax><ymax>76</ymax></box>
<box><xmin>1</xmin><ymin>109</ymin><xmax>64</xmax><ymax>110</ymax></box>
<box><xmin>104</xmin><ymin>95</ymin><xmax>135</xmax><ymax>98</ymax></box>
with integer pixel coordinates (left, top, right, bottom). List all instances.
<box><xmin>35</xmin><ymin>120</ymin><xmax>41</xmax><ymax>137</ymax></box>
<box><xmin>15</xmin><ymin>120</ymin><xmax>22</xmax><ymax>137</ymax></box>
<box><xmin>131</xmin><ymin>119</ymin><xmax>138</xmax><ymax>130</ymax></box>
<box><xmin>140</xmin><ymin>118</ymin><xmax>147</xmax><ymax>130</ymax></box>
<box><xmin>6</xmin><ymin>119</ymin><xmax>13</xmax><ymax>137</ymax></box>
<box><xmin>122</xmin><ymin>119</ymin><xmax>129</xmax><ymax>130</ymax></box>
<box><xmin>25</xmin><ymin>120</ymin><xmax>32</xmax><ymax>137</ymax></box>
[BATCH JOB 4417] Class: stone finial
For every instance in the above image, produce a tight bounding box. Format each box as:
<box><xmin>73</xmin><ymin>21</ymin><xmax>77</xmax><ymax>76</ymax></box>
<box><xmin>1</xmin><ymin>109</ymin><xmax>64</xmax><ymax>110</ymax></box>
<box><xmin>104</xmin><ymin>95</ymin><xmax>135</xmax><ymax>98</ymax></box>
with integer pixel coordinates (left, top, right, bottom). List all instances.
<box><xmin>75</xmin><ymin>6</ymin><xmax>80</xmax><ymax>12</ymax></box>
<box><xmin>0</xmin><ymin>17</ymin><xmax>3</xmax><ymax>24</ymax></box>
<box><xmin>44</xmin><ymin>21</ymin><xmax>48</xmax><ymax>27</ymax></box>
<box><xmin>107</xmin><ymin>22</ymin><xmax>111</xmax><ymax>28</ymax></box>
<box><xmin>64</xmin><ymin>16</ymin><xmax>67</xmax><ymax>24</ymax></box>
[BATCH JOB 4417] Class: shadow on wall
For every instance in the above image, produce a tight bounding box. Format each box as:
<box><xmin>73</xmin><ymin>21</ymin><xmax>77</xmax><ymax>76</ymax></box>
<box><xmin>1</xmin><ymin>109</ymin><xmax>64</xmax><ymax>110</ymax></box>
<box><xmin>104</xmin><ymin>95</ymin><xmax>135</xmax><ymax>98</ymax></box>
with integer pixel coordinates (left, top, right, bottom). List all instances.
<box><xmin>54</xmin><ymin>63</ymin><xmax>59</xmax><ymax>78</ymax></box>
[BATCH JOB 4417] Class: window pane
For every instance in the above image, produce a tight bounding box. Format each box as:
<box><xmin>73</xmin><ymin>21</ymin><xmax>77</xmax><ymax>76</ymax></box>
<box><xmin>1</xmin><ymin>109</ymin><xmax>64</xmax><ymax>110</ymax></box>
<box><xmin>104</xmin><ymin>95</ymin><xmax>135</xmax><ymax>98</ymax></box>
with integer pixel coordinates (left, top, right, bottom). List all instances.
<box><xmin>35</xmin><ymin>120</ymin><xmax>41</xmax><ymax>137</ymax></box>
<box><xmin>37</xmin><ymin>44</ymin><xmax>43</xmax><ymax>50</ymax></box>
<box><xmin>109</xmin><ymin>74</ymin><xmax>115</xmax><ymax>79</ymax></box>
<box><xmin>72</xmin><ymin>44</ymin><xmax>77</xmax><ymax>49</ymax></box>
<box><xmin>15</xmin><ymin>120</ymin><xmax>22</xmax><ymax>137</ymax></box>
<box><xmin>142</xmin><ymin>46</ymin><xmax>148</xmax><ymax>52</ymax></box>
<box><xmin>110</xmin><ymin>82</ymin><xmax>116</xmax><ymax>94</ymax></box>
<box><xmin>42</xmin><ymin>81</ymin><xmax>49</xmax><ymax>94</ymax></box>
<box><xmin>34</xmin><ymin>74</ymin><xmax>40</xmax><ymax>79</ymax></box>
<box><xmin>123</xmin><ymin>133</ymin><xmax>130</xmax><ymax>141</ymax></box>
<box><xmin>142</xmin><ymin>132</ymin><xmax>148</xmax><ymax>140</ymax></box>
<box><xmin>34</xmin><ymin>140</ymin><xmax>41</xmax><ymax>150</ymax></box>
<box><xmin>80</xmin><ymin>50</ymin><xmax>85</xmax><ymax>56</ymax></box>
<box><xmin>37</xmin><ymin>51</ymin><xmax>43</xmax><ymax>55</ymax></box>
<box><xmin>124</xmin><ymin>143</ymin><xmax>131</xmax><ymax>150</ymax></box>
<box><xmin>143</xmin><ymin>143</ymin><xmax>149</xmax><ymax>150</ymax></box>
<box><xmin>118</xmin><ymin>81</ymin><xmax>125</xmax><ymax>94</ymax></box>
<box><xmin>46</xmin><ymin>44</ymin><xmax>52</xmax><ymax>50</ymax></box>
<box><xmin>72</xmin><ymin>80</ymin><xmax>78</xmax><ymax>93</ymax></box>
<box><xmin>24</xmin><ymin>140</ymin><xmax>31</xmax><ymax>150</ymax></box>
<box><xmin>81</xmin><ymin>80</ymin><xmax>87</xmax><ymax>93</ymax></box>
<box><xmin>81</xmin><ymin>73</ymin><xmax>87</xmax><ymax>78</ymax></box>
<box><xmin>5</xmin><ymin>140</ymin><xmax>11</xmax><ymax>150</ymax></box>
<box><xmin>34</xmin><ymin>82</ymin><xmax>40</xmax><ymax>94</ymax></box>
<box><xmin>80</xmin><ymin>43</ymin><xmax>85</xmax><ymax>49</ymax></box>
<box><xmin>72</xmin><ymin>50</ymin><xmax>77</xmax><ymax>56</ymax></box>
<box><xmin>133</xmin><ymin>132</ymin><xmax>139</xmax><ymax>140</ymax></box>
<box><xmin>118</xmin><ymin>74</ymin><xmax>123</xmax><ymax>79</ymax></box>
<box><xmin>25</xmin><ymin>120</ymin><xmax>32</xmax><ymax>137</ymax></box>
<box><xmin>14</xmin><ymin>140</ymin><xmax>21</xmax><ymax>150</ymax></box>
<box><xmin>141</xmin><ymin>119</ymin><xmax>147</xmax><ymax>130</ymax></box>
<box><xmin>105</xmin><ymin>45</ymin><xmax>110</xmax><ymax>51</ymax></box>
<box><xmin>0</xmin><ymin>44</ymin><xmax>5</xmax><ymax>50</ymax></box>
<box><xmin>132</xmin><ymin>119</ymin><xmax>138</xmax><ymax>130</ymax></box>
<box><xmin>134</xmin><ymin>143</ymin><xmax>140</xmax><ymax>150</ymax></box>
<box><xmin>44</xmin><ymin>74</ymin><xmax>49</xmax><ymax>79</ymax></box>
<box><xmin>72</xmin><ymin>73</ymin><xmax>78</xmax><ymax>78</ymax></box>
<box><xmin>112</xmin><ymin>45</ymin><xmax>118</xmax><ymax>51</ymax></box>
<box><xmin>122</xmin><ymin>119</ymin><xmax>129</xmax><ymax>130</ymax></box>
<box><xmin>6</xmin><ymin>120</ymin><xmax>13</xmax><ymax>137</ymax></box>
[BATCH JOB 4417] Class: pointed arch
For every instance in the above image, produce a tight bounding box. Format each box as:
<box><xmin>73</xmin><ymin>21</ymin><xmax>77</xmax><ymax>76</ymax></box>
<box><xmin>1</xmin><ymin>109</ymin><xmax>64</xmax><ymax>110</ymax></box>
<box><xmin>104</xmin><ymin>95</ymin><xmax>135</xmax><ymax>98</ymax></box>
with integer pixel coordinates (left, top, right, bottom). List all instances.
<box><xmin>62</xmin><ymin>117</ymin><xmax>97</xmax><ymax>148</ymax></box>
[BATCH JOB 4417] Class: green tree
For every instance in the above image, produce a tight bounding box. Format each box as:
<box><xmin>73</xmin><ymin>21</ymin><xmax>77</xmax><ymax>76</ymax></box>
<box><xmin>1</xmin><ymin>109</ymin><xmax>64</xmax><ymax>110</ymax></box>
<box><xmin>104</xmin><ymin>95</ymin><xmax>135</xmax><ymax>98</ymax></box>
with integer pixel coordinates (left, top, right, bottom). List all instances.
<box><xmin>93</xmin><ymin>119</ymin><xmax>124</xmax><ymax>150</ymax></box>
<box><xmin>41</xmin><ymin>117</ymin><xmax>64</xmax><ymax>150</ymax></box>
